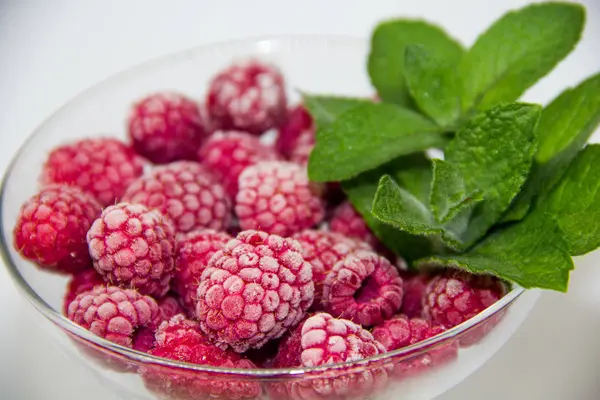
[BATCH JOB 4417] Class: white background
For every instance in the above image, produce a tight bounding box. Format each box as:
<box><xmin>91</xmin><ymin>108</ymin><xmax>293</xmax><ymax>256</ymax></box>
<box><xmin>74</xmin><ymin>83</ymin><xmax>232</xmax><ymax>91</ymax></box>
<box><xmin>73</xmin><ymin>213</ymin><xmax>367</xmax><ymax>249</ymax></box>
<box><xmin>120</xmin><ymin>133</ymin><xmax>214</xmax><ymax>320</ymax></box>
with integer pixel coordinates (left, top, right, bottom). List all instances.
<box><xmin>1</xmin><ymin>0</ymin><xmax>600</xmax><ymax>398</ymax></box>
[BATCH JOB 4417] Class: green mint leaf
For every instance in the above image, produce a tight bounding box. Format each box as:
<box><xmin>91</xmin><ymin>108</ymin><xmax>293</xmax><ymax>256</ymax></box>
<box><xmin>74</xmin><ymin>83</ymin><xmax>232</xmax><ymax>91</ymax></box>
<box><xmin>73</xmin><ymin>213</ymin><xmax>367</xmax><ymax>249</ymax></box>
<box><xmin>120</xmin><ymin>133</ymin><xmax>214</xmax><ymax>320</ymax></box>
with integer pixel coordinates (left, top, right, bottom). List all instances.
<box><xmin>459</xmin><ymin>2</ymin><xmax>585</xmax><ymax>112</ymax></box>
<box><xmin>301</xmin><ymin>94</ymin><xmax>371</xmax><ymax>129</ymax></box>
<box><xmin>307</xmin><ymin>102</ymin><xmax>447</xmax><ymax>182</ymax></box>
<box><xmin>430</xmin><ymin>159</ymin><xmax>481</xmax><ymax>223</ymax></box>
<box><xmin>368</xmin><ymin>19</ymin><xmax>464</xmax><ymax>106</ymax></box>
<box><xmin>395</xmin><ymin>159</ymin><xmax>433</xmax><ymax>205</ymax></box>
<box><xmin>404</xmin><ymin>44</ymin><xmax>461</xmax><ymax>127</ymax></box>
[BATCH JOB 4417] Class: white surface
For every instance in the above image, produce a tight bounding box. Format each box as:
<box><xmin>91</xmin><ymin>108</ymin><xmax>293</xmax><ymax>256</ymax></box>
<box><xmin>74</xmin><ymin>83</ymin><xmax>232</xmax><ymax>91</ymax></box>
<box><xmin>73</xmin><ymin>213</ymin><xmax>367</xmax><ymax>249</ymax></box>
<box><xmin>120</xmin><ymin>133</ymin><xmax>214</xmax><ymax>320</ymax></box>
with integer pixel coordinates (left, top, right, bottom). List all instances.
<box><xmin>0</xmin><ymin>1</ymin><xmax>599</xmax><ymax>399</ymax></box>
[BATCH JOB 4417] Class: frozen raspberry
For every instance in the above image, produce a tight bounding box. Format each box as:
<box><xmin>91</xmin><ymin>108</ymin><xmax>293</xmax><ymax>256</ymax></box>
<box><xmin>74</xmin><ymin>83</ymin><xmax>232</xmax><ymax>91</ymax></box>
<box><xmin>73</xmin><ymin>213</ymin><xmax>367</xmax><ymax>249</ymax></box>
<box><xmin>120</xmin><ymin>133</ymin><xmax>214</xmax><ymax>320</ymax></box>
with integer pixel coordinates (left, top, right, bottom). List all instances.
<box><xmin>322</xmin><ymin>250</ymin><xmax>403</xmax><ymax>327</ymax></box>
<box><xmin>41</xmin><ymin>138</ymin><xmax>144</xmax><ymax>206</ymax></box>
<box><xmin>196</xmin><ymin>230</ymin><xmax>314</xmax><ymax>353</ymax></box>
<box><xmin>141</xmin><ymin>315</ymin><xmax>260</xmax><ymax>400</ymax></box>
<box><xmin>122</xmin><ymin>161</ymin><xmax>231</xmax><ymax>233</ymax></box>
<box><xmin>276</xmin><ymin>104</ymin><xmax>315</xmax><ymax>165</ymax></box>
<box><xmin>198</xmin><ymin>131</ymin><xmax>281</xmax><ymax>198</ymax></box>
<box><xmin>158</xmin><ymin>295</ymin><xmax>185</xmax><ymax>320</ymax></box>
<box><xmin>292</xmin><ymin>230</ymin><xmax>370</xmax><ymax>309</ymax></box>
<box><xmin>236</xmin><ymin>161</ymin><xmax>325</xmax><ymax>237</ymax></box>
<box><xmin>206</xmin><ymin>59</ymin><xmax>287</xmax><ymax>135</ymax></box>
<box><xmin>424</xmin><ymin>271</ymin><xmax>506</xmax><ymax>328</ymax></box>
<box><xmin>87</xmin><ymin>203</ymin><xmax>176</xmax><ymax>297</ymax></box>
<box><xmin>67</xmin><ymin>286</ymin><xmax>160</xmax><ymax>348</ymax></box>
<box><xmin>173</xmin><ymin>229</ymin><xmax>232</xmax><ymax>312</ymax></box>
<box><xmin>329</xmin><ymin>201</ymin><xmax>379</xmax><ymax>248</ymax></box>
<box><xmin>14</xmin><ymin>185</ymin><xmax>102</xmax><ymax>275</ymax></box>
<box><xmin>127</xmin><ymin>92</ymin><xmax>208</xmax><ymax>164</ymax></box>
<box><xmin>400</xmin><ymin>272</ymin><xmax>432</xmax><ymax>319</ymax></box>
<box><xmin>63</xmin><ymin>269</ymin><xmax>105</xmax><ymax>314</ymax></box>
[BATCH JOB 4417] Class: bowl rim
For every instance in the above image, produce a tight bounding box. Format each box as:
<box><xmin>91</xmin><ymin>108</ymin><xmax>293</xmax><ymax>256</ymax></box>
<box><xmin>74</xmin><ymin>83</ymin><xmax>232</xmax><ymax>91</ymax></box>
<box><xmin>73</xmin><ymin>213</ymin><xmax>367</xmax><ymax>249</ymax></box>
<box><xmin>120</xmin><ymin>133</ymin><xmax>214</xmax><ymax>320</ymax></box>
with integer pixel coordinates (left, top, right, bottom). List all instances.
<box><xmin>0</xmin><ymin>34</ymin><xmax>525</xmax><ymax>377</ymax></box>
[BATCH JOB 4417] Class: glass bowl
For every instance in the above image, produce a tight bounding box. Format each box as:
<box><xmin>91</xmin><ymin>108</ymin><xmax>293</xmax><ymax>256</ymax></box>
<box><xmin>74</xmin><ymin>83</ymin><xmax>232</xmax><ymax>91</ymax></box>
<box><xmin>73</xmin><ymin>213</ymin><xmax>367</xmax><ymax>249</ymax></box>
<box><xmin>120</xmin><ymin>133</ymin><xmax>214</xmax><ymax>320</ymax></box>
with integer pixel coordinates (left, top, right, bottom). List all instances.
<box><xmin>0</xmin><ymin>36</ymin><xmax>540</xmax><ymax>400</ymax></box>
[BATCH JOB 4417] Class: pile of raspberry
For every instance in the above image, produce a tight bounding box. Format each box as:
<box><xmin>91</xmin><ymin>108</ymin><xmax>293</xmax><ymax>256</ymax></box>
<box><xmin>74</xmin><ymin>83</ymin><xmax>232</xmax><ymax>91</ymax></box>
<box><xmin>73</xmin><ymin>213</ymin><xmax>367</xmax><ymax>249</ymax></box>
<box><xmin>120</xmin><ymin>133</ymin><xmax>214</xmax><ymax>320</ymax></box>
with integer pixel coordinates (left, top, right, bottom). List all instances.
<box><xmin>11</xmin><ymin>58</ymin><xmax>508</xmax><ymax>399</ymax></box>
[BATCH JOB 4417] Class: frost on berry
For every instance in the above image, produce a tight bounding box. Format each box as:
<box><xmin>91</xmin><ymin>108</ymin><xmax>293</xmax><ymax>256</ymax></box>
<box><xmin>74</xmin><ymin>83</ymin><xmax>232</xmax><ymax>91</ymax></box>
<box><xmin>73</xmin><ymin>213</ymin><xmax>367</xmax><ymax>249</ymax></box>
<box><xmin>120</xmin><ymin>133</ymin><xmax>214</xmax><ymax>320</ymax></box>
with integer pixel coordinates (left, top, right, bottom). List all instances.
<box><xmin>322</xmin><ymin>250</ymin><xmax>404</xmax><ymax>327</ymax></box>
<box><xmin>63</xmin><ymin>269</ymin><xmax>105</xmax><ymax>314</ymax></box>
<box><xmin>236</xmin><ymin>161</ymin><xmax>325</xmax><ymax>237</ymax></box>
<box><xmin>276</xmin><ymin>104</ymin><xmax>315</xmax><ymax>165</ymax></box>
<box><xmin>198</xmin><ymin>130</ymin><xmax>281</xmax><ymax>198</ymax></box>
<box><xmin>173</xmin><ymin>229</ymin><xmax>232</xmax><ymax>313</ymax></box>
<box><xmin>196</xmin><ymin>230</ymin><xmax>314</xmax><ymax>353</ymax></box>
<box><xmin>41</xmin><ymin>138</ymin><xmax>145</xmax><ymax>206</ymax></box>
<box><xmin>14</xmin><ymin>185</ymin><xmax>102</xmax><ymax>275</ymax></box>
<box><xmin>206</xmin><ymin>58</ymin><xmax>287</xmax><ymax>135</ymax></box>
<box><xmin>87</xmin><ymin>203</ymin><xmax>176</xmax><ymax>297</ymax></box>
<box><xmin>329</xmin><ymin>201</ymin><xmax>379</xmax><ymax>248</ymax></box>
<box><xmin>128</xmin><ymin>92</ymin><xmax>208</xmax><ymax>164</ymax></box>
<box><xmin>122</xmin><ymin>161</ymin><xmax>232</xmax><ymax>233</ymax></box>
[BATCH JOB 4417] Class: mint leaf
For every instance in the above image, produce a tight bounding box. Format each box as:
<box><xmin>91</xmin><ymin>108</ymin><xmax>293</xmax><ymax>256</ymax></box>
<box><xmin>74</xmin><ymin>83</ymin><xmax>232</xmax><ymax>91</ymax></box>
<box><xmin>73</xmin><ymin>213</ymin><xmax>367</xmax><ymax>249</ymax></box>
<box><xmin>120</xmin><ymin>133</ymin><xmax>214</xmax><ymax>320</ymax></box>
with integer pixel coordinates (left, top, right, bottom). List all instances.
<box><xmin>459</xmin><ymin>3</ymin><xmax>585</xmax><ymax>112</ymax></box>
<box><xmin>395</xmin><ymin>159</ymin><xmax>433</xmax><ymax>205</ymax></box>
<box><xmin>368</xmin><ymin>19</ymin><xmax>464</xmax><ymax>106</ymax></box>
<box><xmin>430</xmin><ymin>159</ymin><xmax>481</xmax><ymax>223</ymax></box>
<box><xmin>404</xmin><ymin>44</ymin><xmax>461</xmax><ymax>127</ymax></box>
<box><xmin>302</xmin><ymin>94</ymin><xmax>371</xmax><ymax>129</ymax></box>
<box><xmin>308</xmin><ymin>102</ymin><xmax>447</xmax><ymax>182</ymax></box>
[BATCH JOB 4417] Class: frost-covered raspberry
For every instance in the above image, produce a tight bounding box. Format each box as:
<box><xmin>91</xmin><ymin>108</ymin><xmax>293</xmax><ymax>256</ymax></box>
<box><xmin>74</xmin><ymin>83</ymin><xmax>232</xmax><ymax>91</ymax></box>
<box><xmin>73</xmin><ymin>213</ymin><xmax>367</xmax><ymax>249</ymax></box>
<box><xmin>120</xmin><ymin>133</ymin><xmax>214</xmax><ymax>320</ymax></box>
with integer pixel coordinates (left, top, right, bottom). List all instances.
<box><xmin>206</xmin><ymin>59</ymin><xmax>287</xmax><ymax>135</ymax></box>
<box><xmin>329</xmin><ymin>201</ymin><xmax>379</xmax><ymax>247</ymax></box>
<box><xmin>14</xmin><ymin>185</ymin><xmax>102</xmax><ymax>274</ymax></box>
<box><xmin>122</xmin><ymin>161</ymin><xmax>231</xmax><ymax>233</ymax></box>
<box><xmin>41</xmin><ymin>138</ymin><xmax>145</xmax><ymax>206</ymax></box>
<box><xmin>400</xmin><ymin>273</ymin><xmax>431</xmax><ymax>319</ymax></box>
<box><xmin>196</xmin><ymin>230</ymin><xmax>314</xmax><ymax>353</ymax></box>
<box><xmin>322</xmin><ymin>250</ymin><xmax>403</xmax><ymax>327</ymax></box>
<box><xmin>141</xmin><ymin>315</ymin><xmax>261</xmax><ymax>400</ymax></box>
<box><xmin>424</xmin><ymin>271</ymin><xmax>506</xmax><ymax>328</ymax></box>
<box><xmin>87</xmin><ymin>203</ymin><xmax>176</xmax><ymax>297</ymax></box>
<box><xmin>67</xmin><ymin>286</ymin><xmax>160</xmax><ymax>347</ymax></box>
<box><xmin>173</xmin><ymin>229</ymin><xmax>232</xmax><ymax>312</ymax></box>
<box><xmin>63</xmin><ymin>269</ymin><xmax>105</xmax><ymax>314</ymax></box>
<box><xmin>292</xmin><ymin>230</ymin><xmax>370</xmax><ymax>309</ymax></box>
<box><xmin>236</xmin><ymin>161</ymin><xmax>325</xmax><ymax>237</ymax></box>
<box><xmin>127</xmin><ymin>92</ymin><xmax>208</xmax><ymax>164</ymax></box>
<box><xmin>198</xmin><ymin>131</ymin><xmax>281</xmax><ymax>198</ymax></box>
<box><xmin>276</xmin><ymin>104</ymin><xmax>315</xmax><ymax>165</ymax></box>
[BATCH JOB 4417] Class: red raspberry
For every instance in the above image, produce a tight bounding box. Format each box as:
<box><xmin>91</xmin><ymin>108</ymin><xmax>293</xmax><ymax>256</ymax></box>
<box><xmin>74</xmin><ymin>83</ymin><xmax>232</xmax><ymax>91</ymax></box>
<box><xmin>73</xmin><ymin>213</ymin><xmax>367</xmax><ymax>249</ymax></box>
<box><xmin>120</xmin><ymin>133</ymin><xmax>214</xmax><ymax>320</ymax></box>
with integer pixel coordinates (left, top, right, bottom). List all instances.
<box><xmin>236</xmin><ymin>161</ymin><xmax>325</xmax><ymax>237</ymax></box>
<box><xmin>158</xmin><ymin>294</ymin><xmax>185</xmax><ymax>320</ymax></box>
<box><xmin>63</xmin><ymin>269</ymin><xmax>105</xmax><ymax>314</ymax></box>
<box><xmin>87</xmin><ymin>203</ymin><xmax>176</xmax><ymax>297</ymax></box>
<box><xmin>424</xmin><ymin>271</ymin><xmax>506</xmax><ymax>328</ymax></box>
<box><xmin>122</xmin><ymin>161</ymin><xmax>231</xmax><ymax>233</ymax></box>
<box><xmin>292</xmin><ymin>230</ymin><xmax>370</xmax><ymax>309</ymax></box>
<box><xmin>322</xmin><ymin>250</ymin><xmax>404</xmax><ymax>327</ymax></box>
<box><xmin>329</xmin><ymin>201</ymin><xmax>379</xmax><ymax>248</ymax></box>
<box><xmin>67</xmin><ymin>286</ymin><xmax>160</xmax><ymax>348</ymax></box>
<box><xmin>127</xmin><ymin>92</ymin><xmax>208</xmax><ymax>164</ymax></box>
<box><xmin>173</xmin><ymin>229</ymin><xmax>232</xmax><ymax>313</ymax></box>
<box><xmin>198</xmin><ymin>131</ymin><xmax>281</xmax><ymax>198</ymax></box>
<box><xmin>141</xmin><ymin>315</ymin><xmax>261</xmax><ymax>400</ymax></box>
<box><xmin>41</xmin><ymin>138</ymin><xmax>145</xmax><ymax>206</ymax></box>
<box><xmin>206</xmin><ymin>59</ymin><xmax>287</xmax><ymax>135</ymax></box>
<box><xmin>196</xmin><ymin>230</ymin><xmax>314</xmax><ymax>353</ymax></box>
<box><xmin>13</xmin><ymin>185</ymin><xmax>102</xmax><ymax>275</ymax></box>
<box><xmin>400</xmin><ymin>272</ymin><xmax>431</xmax><ymax>319</ymax></box>
<box><xmin>276</xmin><ymin>105</ymin><xmax>315</xmax><ymax>165</ymax></box>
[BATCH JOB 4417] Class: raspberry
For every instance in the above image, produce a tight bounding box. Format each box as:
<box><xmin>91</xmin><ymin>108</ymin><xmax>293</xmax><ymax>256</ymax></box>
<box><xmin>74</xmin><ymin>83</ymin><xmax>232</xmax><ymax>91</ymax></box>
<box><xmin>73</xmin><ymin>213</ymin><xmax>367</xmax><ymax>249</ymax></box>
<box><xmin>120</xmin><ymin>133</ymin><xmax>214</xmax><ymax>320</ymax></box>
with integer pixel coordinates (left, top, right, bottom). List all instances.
<box><xmin>322</xmin><ymin>250</ymin><xmax>404</xmax><ymax>327</ymax></box>
<box><xmin>127</xmin><ymin>92</ymin><xmax>208</xmax><ymax>164</ymax></box>
<box><xmin>122</xmin><ymin>161</ymin><xmax>231</xmax><ymax>233</ymax></box>
<box><xmin>13</xmin><ymin>185</ymin><xmax>102</xmax><ymax>274</ymax></box>
<box><xmin>41</xmin><ymin>138</ymin><xmax>144</xmax><ymax>206</ymax></box>
<box><xmin>173</xmin><ymin>229</ymin><xmax>232</xmax><ymax>312</ymax></box>
<box><xmin>424</xmin><ymin>270</ymin><xmax>506</xmax><ymax>328</ymax></box>
<box><xmin>196</xmin><ymin>230</ymin><xmax>314</xmax><ymax>353</ymax></box>
<box><xmin>276</xmin><ymin>105</ymin><xmax>315</xmax><ymax>165</ymax></box>
<box><xmin>67</xmin><ymin>286</ymin><xmax>160</xmax><ymax>348</ymax></box>
<box><xmin>292</xmin><ymin>230</ymin><xmax>370</xmax><ymax>309</ymax></box>
<box><xmin>236</xmin><ymin>161</ymin><xmax>325</xmax><ymax>237</ymax></box>
<box><xmin>400</xmin><ymin>272</ymin><xmax>431</xmax><ymax>319</ymax></box>
<box><xmin>141</xmin><ymin>315</ymin><xmax>261</xmax><ymax>400</ymax></box>
<box><xmin>198</xmin><ymin>131</ymin><xmax>281</xmax><ymax>198</ymax></box>
<box><xmin>329</xmin><ymin>201</ymin><xmax>379</xmax><ymax>248</ymax></box>
<box><xmin>158</xmin><ymin>294</ymin><xmax>185</xmax><ymax>321</ymax></box>
<box><xmin>87</xmin><ymin>203</ymin><xmax>176</xmax><ymax>297</ymax></box>
<box><xmin>63</xmin><ymin>269</ymin><xmax>105</xmax><ymax>314</ymax></box>
<box><xmin>206</xmin><ymin>59</ymin><xmax>287</xmax><ymax>135</ymax></box>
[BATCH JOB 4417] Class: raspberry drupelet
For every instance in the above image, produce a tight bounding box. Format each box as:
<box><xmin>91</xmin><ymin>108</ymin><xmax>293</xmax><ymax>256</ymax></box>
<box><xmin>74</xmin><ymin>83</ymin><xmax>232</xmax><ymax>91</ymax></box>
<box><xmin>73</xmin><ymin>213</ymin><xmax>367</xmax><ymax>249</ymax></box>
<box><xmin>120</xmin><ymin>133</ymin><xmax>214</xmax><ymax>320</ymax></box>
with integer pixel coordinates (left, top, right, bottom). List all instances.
<box><xmin>196</xmin><ymin>230</ymin><xmax>314</xmax><ymax>353</ymax></box>
<box><xmin>122</xmin><ymin>161</ymin><xmax>231</xmax><ymax>233</ymax></box>
<box><xmin>322</xmin><ymin>250</ymin><xmax>404</xmax><ymax>327</ymax></box>
<box><xmin>275</xmin><ymin>104</ymin><xmax>315</xmax><ymax>165</ymax></box>
<box><xmin>13</xmin><ymin>185</ymin><xmax>102</xmax><ymax>275</ymax></box>
<box><xmin>198</xmin><ymin>130</ymin><xmax>281</xmax><ymax>198</ymax></box>
<box><xmin>63</xmin><ymin>269</ymin><xmax>105</xmax><ymax>313</ymax></box>
<box><xmin>329</xmin><ymin>201</ymin><xmax>379</xmax><ymax>248</ymax></box>
<box><xmin>173</xmin><ymin>229</ymin><xmax>232</xmax><ymax>313</ymax></box>
<box><xmin>206</xmin><ymin>59</ymin><xmax>287</xmax><ymax>135</ymax></box>
<box><xmin>41</xmin><ymin>138</ymin><xmax>145</xmax><ymax>206</ymax></box>
<box><xmin>127</xmin><ymin>92</ymin><xmax>208</xmax><ymax>164</ymax></box>
<box><xmin>236</xmin><ymin>161</ymin><xmax>325</xmax><ymax>237</ymax></box>
<box><xmin>87</xmin><ymin>203</ymin><xmax>176</xmax><ymax>297</ymax></box>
